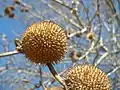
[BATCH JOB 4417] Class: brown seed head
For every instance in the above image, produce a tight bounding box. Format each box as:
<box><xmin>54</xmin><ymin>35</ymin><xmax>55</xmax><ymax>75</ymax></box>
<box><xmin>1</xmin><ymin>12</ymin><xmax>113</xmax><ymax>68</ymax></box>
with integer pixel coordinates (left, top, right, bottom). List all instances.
<box><xmin>14</xmin><ymin>0</ymin><xmax>21</xmax><ymax>5</ymax></box>
<box><xmin>9</xmin><ymin>5</ymin><xmax>15</xmax><ymax>11</ymax></box>
<box><xmin>21</xmin><ymin>21</ymin><xmax>67</xmax><ymax>64</ymax></box>
<box><xmin>8</xmin><ymin>13</ymin><xmax>15</xmax><ymax>18</ymax></box>
<box><xmin>87</xmin><ymin>32</ymin><xmax>95</xmax><ymax>40</ymax></box>
<box><xmin>65</xmin><ymin>65</ymin><xmax>111</xmax><ymax>90</ymax></box>
<box><xmin>4</xmin><ymin>5</ymin><xmax>15</xmax><ymax>15</ymax></box>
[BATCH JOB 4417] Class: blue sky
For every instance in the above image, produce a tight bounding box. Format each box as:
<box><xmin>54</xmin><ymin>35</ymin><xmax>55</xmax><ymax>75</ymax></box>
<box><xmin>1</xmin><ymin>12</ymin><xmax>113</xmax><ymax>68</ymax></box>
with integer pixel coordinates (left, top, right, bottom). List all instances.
<box><xmin>0</xmin><ymin>17</ymin><xmax>25</xmax><ymax>40</ymax></box>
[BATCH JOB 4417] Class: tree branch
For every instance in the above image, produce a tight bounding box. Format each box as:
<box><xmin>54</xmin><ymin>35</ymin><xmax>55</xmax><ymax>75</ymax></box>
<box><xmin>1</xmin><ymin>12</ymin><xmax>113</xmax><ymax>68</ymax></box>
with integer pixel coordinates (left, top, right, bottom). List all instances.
<box><xmin>0</xmin><ymin>50</ymin><xmax>19</xmax><ymax>58</ymax></box>
<box><xmin>47</xmin><ymin>63</ymin><xmax>67</xmax><ymax>90</ymax></box>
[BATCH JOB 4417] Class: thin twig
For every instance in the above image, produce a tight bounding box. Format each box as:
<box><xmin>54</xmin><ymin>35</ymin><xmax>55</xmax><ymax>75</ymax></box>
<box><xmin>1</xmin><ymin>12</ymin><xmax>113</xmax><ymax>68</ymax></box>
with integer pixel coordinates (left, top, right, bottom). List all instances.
<box><xmin>107</xmin><ymin>66</ymin><xmax>120</xmax><ymax>76</ymax></box>
<box><xmin>53</xmin><ymin>0</ymin><xmax>84</xmax><ymax>27</ymax></box>
<box><xmin>47</xmin><ymin>63</ymin><xmax>67</xmax><ymax>90</ymax></box>
<box><xmin>90</xmin><ymin>11</ymin><xmax>98</xmax><ymax>24</ymax></box>
<box><xmin>71</xmin><ymin>0</ymin><xmax>84</xmax><ymax>27</ymax></box>
<box><xmin>73</xmin><ymin>41</ymin><xmax>95</xmax><ymax>66</ymax></box>
<box><xmin>52</xmin><ymin>0</ymin><xmax>71</xmax><ymax>10</ymax></box>
<box><xmin>92</xmin><ymin>0</ymin><xmax>102</xmax><ymax>64</ymax></box>
<box><xmin>0</xmin><ymin>50</ymin><xmax>19</xmax><ymax>58</ymax></box>
<box><xmin>42</xmin><ymin>0</ymin><xmax>82</xmax><ymax>29</ymax></box>
<box><xmin>95</xmin><ymin>52</ymin><xmax>109</xmax><ymax>67</ymax></box>
<box><xmin>106</xmin><ymin>0</ymin><xmax>120</xmax><ymax>26</ymax></box>
<box><xmin>79</xmin><ymin>0</ymin><xmax>90</xmax><ymax>26</ymax></box>
<box><xmin>95</xmin><ymin>0</ymin><xmax>102</xmax><ymax>46</ymax></box>
<box><xmin>39</xmin><ymin>65</ymin><xmax>47</xmax><ymax>90</ymax></box>
<box><xmin>68</xmin><ymin>27</ymin><xmax>87</xmax><ymax>38</ymax></box>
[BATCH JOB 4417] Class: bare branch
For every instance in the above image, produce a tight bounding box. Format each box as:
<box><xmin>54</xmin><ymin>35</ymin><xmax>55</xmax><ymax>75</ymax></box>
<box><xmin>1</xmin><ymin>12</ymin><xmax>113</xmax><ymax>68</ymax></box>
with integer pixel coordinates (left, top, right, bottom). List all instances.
<box><xmin>107</xmin><ymin>66</ymin><xmax>120</xmax><ymax>76</ymax></box>
<box><xmin>42</xmin><ymin>0</ymin><xmax>82</xmax><ymax>29</ymax></box>
<box><xmin>0</xmin><ymin>50</ymin><xmax>19</xmax><ymax>58</ymax></box>
<box><xmin>95</xmin><ymin>52</ymin><xmax>109</xmax><ymax>67</ymax></box>
<box><xmin>106</xmin><ymin>0</ymin><xmax>120</xmax><ymax>26</ymax></box>
<box><xmin>47</xmin><ymin>63</ymin><xmax>67</xmax><ymax>90</ymax></box>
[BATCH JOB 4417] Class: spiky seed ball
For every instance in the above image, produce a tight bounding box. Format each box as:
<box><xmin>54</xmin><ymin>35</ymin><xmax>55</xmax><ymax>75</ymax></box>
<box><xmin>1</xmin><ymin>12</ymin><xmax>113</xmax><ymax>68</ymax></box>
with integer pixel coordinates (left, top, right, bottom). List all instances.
<box><xmin>65</xmin><ymin>65</ymin><xmax>111</xmax><ymax>90</ymax></box>
<box><xmin>21</xmin><ymin>21</ymin><xmax>67</xmax><ymax>64</ymax></box>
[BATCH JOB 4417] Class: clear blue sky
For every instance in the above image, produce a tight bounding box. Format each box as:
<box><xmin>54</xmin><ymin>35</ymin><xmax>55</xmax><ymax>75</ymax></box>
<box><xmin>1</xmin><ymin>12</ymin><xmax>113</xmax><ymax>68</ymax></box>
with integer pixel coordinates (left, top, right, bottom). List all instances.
<box><xmin>0</xmin><ymin>17</ymin><xmax>24</xmax><ymax>39</ymax></box>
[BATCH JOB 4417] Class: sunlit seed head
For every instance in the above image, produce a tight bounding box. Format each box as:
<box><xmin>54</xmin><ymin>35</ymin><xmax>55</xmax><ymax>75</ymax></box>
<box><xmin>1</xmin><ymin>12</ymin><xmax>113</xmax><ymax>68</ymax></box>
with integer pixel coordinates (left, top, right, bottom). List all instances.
<box><xmin>65</xmin><ymin>65</ymin><xmax>111</xmax><ymax>90</ymax></box>
<box><xmin>21</xmin><ymin>20</ymin><xmax>67</xmax><ymax>64</ymax></box>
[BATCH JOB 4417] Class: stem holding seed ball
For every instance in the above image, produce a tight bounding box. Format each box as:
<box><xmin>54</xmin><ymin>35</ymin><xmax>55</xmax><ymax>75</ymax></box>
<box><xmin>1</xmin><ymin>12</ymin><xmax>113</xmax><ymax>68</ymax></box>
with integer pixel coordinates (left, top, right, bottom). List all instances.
<box><xmin>47</xmin><ymin>63</ymin><xmax>67</xmax><ymax>90</ymax></box>
<box><xmin>0</xmin><ymin>50</ymin><xmax>19</xmax><ymax>58</ymax></box>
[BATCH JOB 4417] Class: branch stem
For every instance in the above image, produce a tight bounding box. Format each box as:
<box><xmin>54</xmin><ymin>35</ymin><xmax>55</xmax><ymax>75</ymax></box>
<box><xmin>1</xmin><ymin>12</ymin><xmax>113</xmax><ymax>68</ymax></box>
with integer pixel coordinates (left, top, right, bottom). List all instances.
<box><xmin>0</xmin><ymin>50</ymin><xmax>19</xmax><ymax>58</ymax></box>
<box><xmin>47</xmin><ymin>63</ymin><xmax>67</xmax><ymax>90</ymax></box>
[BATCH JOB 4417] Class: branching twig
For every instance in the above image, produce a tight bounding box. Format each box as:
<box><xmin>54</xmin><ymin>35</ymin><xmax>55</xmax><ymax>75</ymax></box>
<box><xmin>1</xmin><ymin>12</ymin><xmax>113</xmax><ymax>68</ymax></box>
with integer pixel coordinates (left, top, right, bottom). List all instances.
<box><xmin>39</xmin><ymin>65</ymin><xmax>47</xmax><ymax>90</ymax></box>
<box><xmin>95</xmin><ymin>0</ymin><xmax>102</xmax><ymax>46</ymax></box>
<box><xmin>79</xmin><ymin>0</ymin><xmax>90</xmax><ymax>26</ymax></box>
<box><xmin>52</xmin><ymin>0</ymin><xmax>71</xmax><ymax>10</ymax></box>
<box><xmin>53</xmin><ymin>0</ymin><xmax>84</xmax><ymax>27</ymax></box>
<box><xmin>73</xmin><ymin>41</ymin><xmax>95</xmax><ymax>66</ymax></box>
<box><xmin>95</xmin><ymin>52</ymin><xmax>109</xmax><ymax>67</ymax></box>
<box><xmin>42</xmin><ymin>0</ymin><xmax>82</xmax><ymax>29</ymax></box>
<box><xmin>92</xmin><ymin>0</ymin><xmax>102</xmax><ymax>64</ymax></box>
<box><xmin>107</xmin><ymin>66</ymin><xmax>120</xmax><ymax>76</ymax></box>
<box><xmin>68</xmin><ymin>27</ymin><xmax>87</xmax><ymax>38</ymax></box>
<box><xmin>71</xmin><ymin>0</ymin><xmax>84</xmax><ymax>27</ymax></box>
<box><xmin>106</xmin><ymin>0</ymin><xmax>120</xmax><ymax>26</ymax></box>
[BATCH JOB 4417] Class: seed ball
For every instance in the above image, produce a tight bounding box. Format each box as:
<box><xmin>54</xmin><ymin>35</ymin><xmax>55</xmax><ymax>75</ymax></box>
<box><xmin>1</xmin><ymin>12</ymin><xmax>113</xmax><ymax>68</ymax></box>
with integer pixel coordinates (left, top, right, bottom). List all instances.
<box><xmin>65</xmin><ymin>65</ymin><xmax>111</xmax><ymax>90</ymax></box>
<box><xmin>21</xmin><ymin>21</ymin><xmax>67</xmax><ymax>64</ymax></box>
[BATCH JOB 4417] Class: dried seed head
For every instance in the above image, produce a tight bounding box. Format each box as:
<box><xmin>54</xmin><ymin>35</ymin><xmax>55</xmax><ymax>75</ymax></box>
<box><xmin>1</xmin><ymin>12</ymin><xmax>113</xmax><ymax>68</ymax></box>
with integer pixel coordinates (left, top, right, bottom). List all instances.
<box><xmin>8</xmin><ymin>13</ymin><xmax>15</xmax><ymax>18</ymax></box>
<box><xmin>14</xmin><ymin>0</ymin><xmax>21</xmax><ymax>5</ymax></box>
<box><xmin>4</xmin><ymin>5</ymin><xmax>15</xmax><ymax>15</ymax></box>
<box><xmin>65</xmin><ymin>65</ymin><xmax>111</xmax><ymax>90</ymax></box>
<box><xmin>21</xmin><ymin>21</ymin><xmax>67</xmax><ymax>64</ymax></box>
<box><xmin>87</xmin><ymin>32</ymin><xmax>95</xmax><ymax>40</ymax></box>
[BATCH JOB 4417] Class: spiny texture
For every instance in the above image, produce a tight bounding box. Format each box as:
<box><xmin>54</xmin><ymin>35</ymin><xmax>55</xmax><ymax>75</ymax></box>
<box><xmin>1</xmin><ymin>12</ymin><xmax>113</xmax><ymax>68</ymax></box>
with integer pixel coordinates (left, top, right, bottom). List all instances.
<box><xmin>65</xmin><ymin>65</ymin><xmax>111</xmax><ymax>90</ymax></box>
<box><xmin>21</xmin><ymin>20</ymin><xmax>67</xmax><ymax>64</ymax></box>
